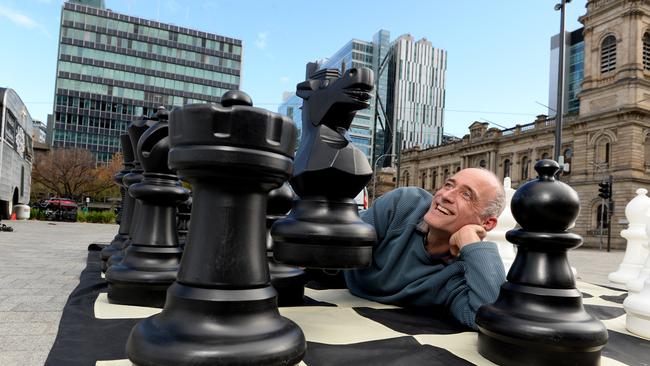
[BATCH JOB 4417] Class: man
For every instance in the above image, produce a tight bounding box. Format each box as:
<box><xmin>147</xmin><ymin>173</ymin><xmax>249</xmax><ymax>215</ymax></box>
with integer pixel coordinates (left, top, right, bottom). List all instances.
<box><xmin>345</xmin><ymin>168</ymin><xmax>507</xmax><ymax>330</ymax></box>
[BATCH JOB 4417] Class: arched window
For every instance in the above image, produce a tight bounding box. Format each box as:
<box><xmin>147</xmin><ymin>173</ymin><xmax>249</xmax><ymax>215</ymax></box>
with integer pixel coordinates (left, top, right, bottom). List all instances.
<box><xmin>503</xmin><ymin>159</ymin><xmax>511</xmax><ymax>179</ymax></box>
<box><xmin>601</xmin><ymin>35</ymin><xmax>617</xmax><ymax>73</ymax></box>
<box><xmin>521</xmin><ymin>156</ymin><xmax>530</xmax><ymax>180</ymax></box>
<box><xmin>643</xmin><ymin>33</ymin><xmax>650</xmax><ymax>70</ymax></box>
<box><xmin>595</xmin><ymin>139</ymin><xmax>611</xmax><ymax>165</ymax></box>
<box><xmin>403</xmin><ymin>171</ymin><xmax>410</xmax><ymax>186</ymax></box>
<box><xmin>541</xmin><ymin>152</ymin><xmax>550</xmax><ymax>160</ymax></box>
<box><xmin>563</xmin><ymin>148</ymin><xmax>573</xmax><ymax>175</ymax></box>
<box><xmin>479</xmin><ymin>159</ymin><xmax>487</xmax><ymax>168</ymax></box>
<box><xmin>455</xmin><ymin>166</ymin><xmax>461</xmax><ymax>173</ymax></box>
<box><xmin>443</xmin><ymin>169</ymin><xmax>450</xmax><ymax>181</ymax></box>
<box><xmin>431</xmin><ymin>171</ymin><xmax>437</xmax><ymax>190</ymax></box>
<box><xmin>595</xmin><ymin>203</ymin><xmax>609</xmax><ymax>229</ymax></box>
<box><xmin>421</xmin><ymin>171</ymin><xmax>427</xmax><ymax>189</ymax></box>
<box><xmin>645</xmin><ymin>135</ymin><xmax>650</xmax><ymax>168</ymax></box>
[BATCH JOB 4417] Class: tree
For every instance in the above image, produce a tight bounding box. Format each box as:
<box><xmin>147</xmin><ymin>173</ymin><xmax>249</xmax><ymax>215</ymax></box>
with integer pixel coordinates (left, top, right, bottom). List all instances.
<box><xmin>32</xmin><ymin>148</ymin><xmax>122</xmax><ymax>202</ymax></box>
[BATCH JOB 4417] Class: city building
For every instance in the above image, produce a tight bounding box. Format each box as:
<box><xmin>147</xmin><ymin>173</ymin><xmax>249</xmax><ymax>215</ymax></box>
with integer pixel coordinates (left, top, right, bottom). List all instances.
<box><xmin>52</xmin><ymin>0</ymin><xmax>242</xmax><ymax>163</ymax></box>
<box><xmin>395</xmin><ymin>0</ymin><xmax>650</xmax><ymax>249</ymax></box>
<box><xmin>548</xmin><ymin>28</ymin><xmax>584</xmax><ymax>115</ymax></box>
<box><xmin>278</xmin><ymin>30</ymin><xmax>446</xmax><ymax>166</ymax></box>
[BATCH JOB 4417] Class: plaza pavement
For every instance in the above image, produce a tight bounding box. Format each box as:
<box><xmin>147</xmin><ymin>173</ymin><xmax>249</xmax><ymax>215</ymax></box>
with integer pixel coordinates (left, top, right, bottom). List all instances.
<box><xmin>0</xmin><ymin>219</ymin><xmax>629</xmax><ymax>366</ymax></box>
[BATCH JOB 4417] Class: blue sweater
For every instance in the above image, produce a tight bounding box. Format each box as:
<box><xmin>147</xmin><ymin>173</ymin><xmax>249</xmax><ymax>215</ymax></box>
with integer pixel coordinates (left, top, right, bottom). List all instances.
<box><xmin>345</xmin><ymin>187</ymin><xmax>506</xmax><ymax>329</ymax></box>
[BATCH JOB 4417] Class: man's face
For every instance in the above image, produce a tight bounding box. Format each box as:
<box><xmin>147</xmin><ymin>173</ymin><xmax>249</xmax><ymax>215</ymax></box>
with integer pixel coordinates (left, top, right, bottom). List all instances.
<box><xmin>423</xmin><ymin>168</ymin><xmax>498</xmax><ymax>236</ymax></box>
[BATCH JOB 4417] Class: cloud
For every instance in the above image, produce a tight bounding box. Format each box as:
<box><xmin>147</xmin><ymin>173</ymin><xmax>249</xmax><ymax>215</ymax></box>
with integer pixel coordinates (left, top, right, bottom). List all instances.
<box><xmin>255</xmin><ymin>32</ymin><xmax>268</xmax><ymax>50</ymax></box>
<box><xmin>280</xmin><ymin>76</ymin><xmax>290</xmax><ymax>84</ymax></box>
<box><xmin>0</xmin><ymin>5</ymin><xmax>50</xmax><ymax>37</ymax></box>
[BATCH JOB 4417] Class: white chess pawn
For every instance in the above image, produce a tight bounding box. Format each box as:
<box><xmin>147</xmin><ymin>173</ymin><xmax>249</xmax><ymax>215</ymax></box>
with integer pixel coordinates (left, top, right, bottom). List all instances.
<box><xmin>485</xmin><ymin>177</ymin><xmax>517</xmax><ymax>272</ymax></box>
<box><xmin>609</xmin><ymin>188</ymin><xmax>650</xmax><ymax>284</ymax></box>
<box><xmin>624</xmin><ymin>274</ymin><xmax>650</xmax><ymax>338</ymax></box>
<box><xmin>626</xmin><ymin>205</ymin><xmax>650</xmax><ymax>292</ymax></box>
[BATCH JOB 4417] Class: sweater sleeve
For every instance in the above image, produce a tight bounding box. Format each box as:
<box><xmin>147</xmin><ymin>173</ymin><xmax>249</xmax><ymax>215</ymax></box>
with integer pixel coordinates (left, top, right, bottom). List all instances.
<box><xmin>444</xmin><ymin>241</ymin><xmax>506</xmax><ymax>329</ymax></box>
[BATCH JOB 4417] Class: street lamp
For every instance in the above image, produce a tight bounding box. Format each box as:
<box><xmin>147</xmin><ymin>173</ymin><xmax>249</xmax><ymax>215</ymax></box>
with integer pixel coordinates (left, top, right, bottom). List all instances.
<box><xmin>554</xmin><ymin>0</ymin><xmax>571</xmax><ymax>164</ymax></box>
<box><xmin>372</xmin><ymin>153</ymin><xmax>396</xmax><ymax>203</ymax></box>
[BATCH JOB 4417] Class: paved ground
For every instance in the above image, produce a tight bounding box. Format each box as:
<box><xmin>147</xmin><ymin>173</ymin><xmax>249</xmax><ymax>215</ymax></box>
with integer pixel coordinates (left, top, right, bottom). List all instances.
<box><xmin>0</xmin><ymin>219</ymin><xmax>631</xmax><ymax>366</ymax></box>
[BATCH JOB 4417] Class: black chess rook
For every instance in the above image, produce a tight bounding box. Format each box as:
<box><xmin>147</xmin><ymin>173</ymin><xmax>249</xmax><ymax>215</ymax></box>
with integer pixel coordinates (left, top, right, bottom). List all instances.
<box><xmin>475</xmin><ymin>160</ymin><xmax>608</xmax><ymax>366</ymax></box>
<box><xmin>126</xmin><ymin>91</ymin><xmax>306</xmax><ymax>366</ymax></box>
<box><xmin>106</xmin><ymin>107</ymin><xmax>189</xmax><ymax>308</ymax></box>
<box><xmin>272</xmin><ymin>65</ymin><xmax>377</xmax><ymax>269</ymax></box>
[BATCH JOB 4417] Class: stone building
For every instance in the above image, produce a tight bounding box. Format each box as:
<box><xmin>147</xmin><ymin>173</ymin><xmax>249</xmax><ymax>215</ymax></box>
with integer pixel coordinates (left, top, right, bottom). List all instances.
<box><xmin>398</xmin><ymin>0</ymin><xmax>650</xmax><ymax>249</ymax></box>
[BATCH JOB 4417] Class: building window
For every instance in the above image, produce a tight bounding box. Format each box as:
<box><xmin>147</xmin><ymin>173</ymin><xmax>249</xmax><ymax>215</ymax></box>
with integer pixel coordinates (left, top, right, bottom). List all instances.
<box><xmin>643</xmin><ymin>33</ymin><xmax>650</xmax><ymax>70</ymax></box>
<box><xmin>601</xmin><ymin>35</ymin><xmax>617</xmax><ymax>73</ymax></box>
<box><xmin>595</xmin><ymin>139</ymin><xmax>611</xmax><ymax>165</ymax></box>
<box><xmin>479</xmin><ymin>159</ymin><xmax>486</xmax><ymax>168</ymax></box>
<box><xmin>521</xmin><ymin>156</ymin><xmax>530</xmax><ymax>180</ymax></box>
<box><xmin>563</xmin><ymin>148</ymin><xmax>573</xmax><ymax>175</ymax></box>
<box><xmin>541</xmin><ymin>152</ymin><xmax>550</xmax><ymax>160</ymax></box>
<box><xmin>403</xmin><ymin>171</ymin><xmax>410</xmax><ymax>186</ymax></box>
<box><xmin>431</xmin><ymin>171</ymin><xmax>437</xmax><ymax>190</ymax></box>
<box><xmin>421</xmin><ymin>171</ymin><xmax>426</xmax><ymax>189</ymax></box>
<box><xmin>503</xmin><ymin>159</ymin><xmax>511</xmax><ymax>179</ymax></box>
<box><xmin>443</xmin><ymin>169</ymin><xmax>450</xmax><ymax>181</ymax></box>
<box><xmin>595</xmin><ymin>203</ymin><xmax>608</xmax><ymax>229</ymax></box>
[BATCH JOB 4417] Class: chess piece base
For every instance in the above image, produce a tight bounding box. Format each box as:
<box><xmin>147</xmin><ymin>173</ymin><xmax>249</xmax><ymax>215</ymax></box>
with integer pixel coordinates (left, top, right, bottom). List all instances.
<box><xmin>609</xmin><ymin>264</ymin><xmax>643</xmax><ymax>285</ymax></box>
<box><xmin>106</xmin><ymin>245</ymin><xmax>181</xmax><ymax>308</ymax></box>
<box><xmin>269</xmin><ymin>260</ymin><xmax>307</xmax><ymax>306</ymax></box>
<box><xmin>100</xmin><ymin>234</ymin><xmax>129</xmax><ymax>272</ymax></box>
<box><xmin>127</xmin><ymin>282</ymin><xmax>306</xmax><ymax>366</ymax></box>
<box><xmin>478</xmin><ymin>331</ymin><xmax>602</xmax><ymax>366</ymax></box>
<box><xmin>272</xmin><ymin>198</ymin><xmax>375</xmax><ymax>269</ymax></box>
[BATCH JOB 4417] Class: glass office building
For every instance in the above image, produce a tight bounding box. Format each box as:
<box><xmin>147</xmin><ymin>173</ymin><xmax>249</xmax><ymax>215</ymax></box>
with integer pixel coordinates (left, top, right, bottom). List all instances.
<box><xmin>548</xmin><ymin>28</ymin><xmax>584</xmax><ymax>116</ymax></box>
<box><xmin>52</xmin><ymin>0</ymin><xmax>242</xmax><ymax>163</ymax></box>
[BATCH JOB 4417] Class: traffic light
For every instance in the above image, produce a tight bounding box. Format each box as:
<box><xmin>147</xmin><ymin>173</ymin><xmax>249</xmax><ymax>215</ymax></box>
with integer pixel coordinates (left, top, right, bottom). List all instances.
<box><xmin>598</xmin><ymin>181</ymin><xmax>611</xmax><ymax>200</ymax></box>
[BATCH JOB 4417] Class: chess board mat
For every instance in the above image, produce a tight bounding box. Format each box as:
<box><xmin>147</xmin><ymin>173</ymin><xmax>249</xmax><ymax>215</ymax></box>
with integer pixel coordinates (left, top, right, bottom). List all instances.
<box><xmin>45</xmin><ymin>245</ymin><xmax>650</xmax><ymax>366</ymax></box>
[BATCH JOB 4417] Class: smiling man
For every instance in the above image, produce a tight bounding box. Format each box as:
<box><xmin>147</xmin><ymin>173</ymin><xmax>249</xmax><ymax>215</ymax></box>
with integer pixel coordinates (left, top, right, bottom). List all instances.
<box><xmin>344</xmin><ymin>168</ymin><xmax>507</xmax><ymax>329</ymax></box>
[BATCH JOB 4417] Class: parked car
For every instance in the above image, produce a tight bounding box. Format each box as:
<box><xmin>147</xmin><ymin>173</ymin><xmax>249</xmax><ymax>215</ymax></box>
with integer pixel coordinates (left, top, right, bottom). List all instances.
<box><xmin>39</xmin><ymin>198</ymin><xmax>78</xmax><ymax>222</ymax></box>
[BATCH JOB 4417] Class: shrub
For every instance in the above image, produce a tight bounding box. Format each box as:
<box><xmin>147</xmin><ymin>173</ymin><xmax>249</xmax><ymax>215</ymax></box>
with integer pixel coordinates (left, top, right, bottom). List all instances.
<box><xmin>77</xmin><ymin>210</ymin><xmax>116</xmax><ymax>224</ymax></box>
<box><xmin>30</xmin><ymin>208</ymin><xmax>47</xmax><ymax>220</ymax></box>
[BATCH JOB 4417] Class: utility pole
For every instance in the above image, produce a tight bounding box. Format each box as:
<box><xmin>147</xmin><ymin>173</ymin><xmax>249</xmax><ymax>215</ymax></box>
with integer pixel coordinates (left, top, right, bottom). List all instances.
<box><xmin>554</xmin><ymin>0</ymin><xmax>571</xmax><ymax>167</ymax></box>
<box><xmin>606</xmin><ymin>174</ymin><xmax>613</xmax><ymax>252</ymax></box>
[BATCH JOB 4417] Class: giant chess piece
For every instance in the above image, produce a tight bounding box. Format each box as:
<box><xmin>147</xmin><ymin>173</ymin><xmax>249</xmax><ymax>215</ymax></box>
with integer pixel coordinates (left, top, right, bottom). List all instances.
<box><xmin>267</xmin><ymin>182</ymin><xmax>307</xmax><ymax>306</ymax></box>
<box><xmin>485</xmin><ymin>177</ymin><xmax>517</xmax><ymax>272</ymax></box>
<box><xmin>106</xmin><ymin>107</ymin><xmax>189</xmax><ymax>308</ymax></box>
<box><xmin>626</xmin><ymin>203</ymin><xmax>650</xmax><ymax>293</ymax></box>
<box><xmin>272</xmin><ymin>65</ymin><xmax>377</xmax><ymax>268</ymax></box>
<box><xmin>100</xmin><ymin>134</ymin><xmax>135</xmax><ymax>271</ymax></box>
<box><xmin>609</xmin><ymin>188</ymin><xmax>650</xmax><ymax>284</ymax></box>
<box><xmin>126</xmin><ymin>91</ymin><xmax>306</xmax><ymax>366</ymax></box>
<box><xmin>475</xmin><ymin>160</ymin><xmax>608</xmax><ymax>366</ymax></box>
<box><xmin>624</xmin><ymin>242</ymin><xmax>650</xmax><ymax>338</ymax></box>
<box><xmin>105</xmin><ymin>115</ymin><xmax>157</xmax><ymax>271</ymax></box>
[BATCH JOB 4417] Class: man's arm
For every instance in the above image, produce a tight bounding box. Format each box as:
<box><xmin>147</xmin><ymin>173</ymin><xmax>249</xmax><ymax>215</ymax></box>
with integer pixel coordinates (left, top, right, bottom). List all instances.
<box><xmin>443</xmin><ymin>240</ymin><xmax>506</xmax><ymax>330</ymax></box>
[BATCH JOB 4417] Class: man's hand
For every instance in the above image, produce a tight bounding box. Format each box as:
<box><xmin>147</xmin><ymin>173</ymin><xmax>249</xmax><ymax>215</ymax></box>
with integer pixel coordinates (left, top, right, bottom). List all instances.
<box><xmin>449</xmin><ymin>224</ymin><xmax>487</xmax><ymax>257</ymax></box>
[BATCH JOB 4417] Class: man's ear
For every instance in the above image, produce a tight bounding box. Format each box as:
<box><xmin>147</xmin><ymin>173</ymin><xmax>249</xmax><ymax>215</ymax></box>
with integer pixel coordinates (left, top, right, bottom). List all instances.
<box><xmin>482</xmin><ymin>217</ymin><xmax>498</xmax><ymax>232</ymax></box>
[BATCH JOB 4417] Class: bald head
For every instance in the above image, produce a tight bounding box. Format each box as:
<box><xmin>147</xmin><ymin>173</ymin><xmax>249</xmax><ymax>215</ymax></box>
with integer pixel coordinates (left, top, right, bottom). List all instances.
<box><xmin>458</xmin><ymin>168</ymin><xmax>505</xmax><ymax>219</ymax></box>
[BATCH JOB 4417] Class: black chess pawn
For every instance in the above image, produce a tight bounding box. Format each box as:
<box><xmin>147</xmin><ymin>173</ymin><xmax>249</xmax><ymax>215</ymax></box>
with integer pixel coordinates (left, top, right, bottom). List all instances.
<box><xmin>271</xmin><ymin>66</ymin><xmax>377</xmax><ymax>269</ymax></box>
<box><xmin>106</xmin><ymin>107</ymin><xmax>189</xmax><ymax>308</ymax></box>
<box><xmin>267</xmin><ymin>182</ymin><xmax>307</xmax><ymax>306</ymax></box>
<box><xmin>100</xmin><ymin>134</ymin><xmax>135</xmax><ymax>272</ymax></box>
<box><xmin>126</xmin><ymin>91</ymin><xmax>306</xmax><ymax>366</ymax></box>
<box><xmin>105</xmin><ymin>114</ymin><xmax>158</xmax><ymax>271</ymax></box>
<box><xmin>475</xmin><ymin>160</ymin><xmax>608</xmax><ymax>366</ymax></box>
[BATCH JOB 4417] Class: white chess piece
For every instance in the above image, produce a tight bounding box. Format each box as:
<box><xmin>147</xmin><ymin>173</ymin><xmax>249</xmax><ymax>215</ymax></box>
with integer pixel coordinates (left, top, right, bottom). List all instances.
<box><xmin>626</xmin><ymin>205</ymin><xmax>650</xmax><ymax>293</ymax></box>
<box><xmin>609</xmin><ymin>188</ymin><xmax>650</xmax><ymax>284</ymax></box>
<box><xmin>624</xmin><ymin>274</ymin><xmax>650</xmax><ymax>338</ymax></box>
<box><xmin>485</xmin><ymin>177</ymin><xmax>517</xmax><ymax>272</ymax></box>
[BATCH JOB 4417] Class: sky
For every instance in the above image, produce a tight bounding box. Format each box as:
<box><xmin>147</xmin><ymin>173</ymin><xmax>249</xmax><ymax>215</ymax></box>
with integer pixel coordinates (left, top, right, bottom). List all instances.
<box><xmin>0</xmin><ymin>0</ymin><xmax>588</xmax><ymax>138</ymax></box>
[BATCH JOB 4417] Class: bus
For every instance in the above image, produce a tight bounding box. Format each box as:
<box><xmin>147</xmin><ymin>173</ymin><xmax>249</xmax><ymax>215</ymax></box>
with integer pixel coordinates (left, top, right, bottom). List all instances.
<box><xmin>0</xmin><ymin>88</ymin><xmax>33</xmax><ymax>218</ymax></box>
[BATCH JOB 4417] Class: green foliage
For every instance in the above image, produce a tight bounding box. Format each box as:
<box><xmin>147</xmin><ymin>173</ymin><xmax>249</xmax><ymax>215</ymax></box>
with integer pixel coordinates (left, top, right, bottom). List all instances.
<box><xmin>30</xmin><ymin>208</ymin><xmax>47</xmax><ymax>220</ymax></box>
<box><xmin>76</xmin><ymin>210</ymin><xmax>116</xmax><ymax>224</ymax></box>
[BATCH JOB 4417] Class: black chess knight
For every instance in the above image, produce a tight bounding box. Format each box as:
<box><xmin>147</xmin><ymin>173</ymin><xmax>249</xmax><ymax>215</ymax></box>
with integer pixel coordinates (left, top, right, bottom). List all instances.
<box><xmin>106</xmin><ymin>107</ymin><xmax>189</xmax><ymax>308</ymax></box>
<box><xmin>475</xmin><ymin>160</ymin><xmax>608</xmax><ymax>366</ymax></box>
<box><xmin>272</xmin><ymin>65</ymin><xmax>377</xmax><ymax>269</ymax></box>
<box><xmin>126</xmin><ymin>91</ymin><xmax>305</xmax><ymax>365</ymax></box>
